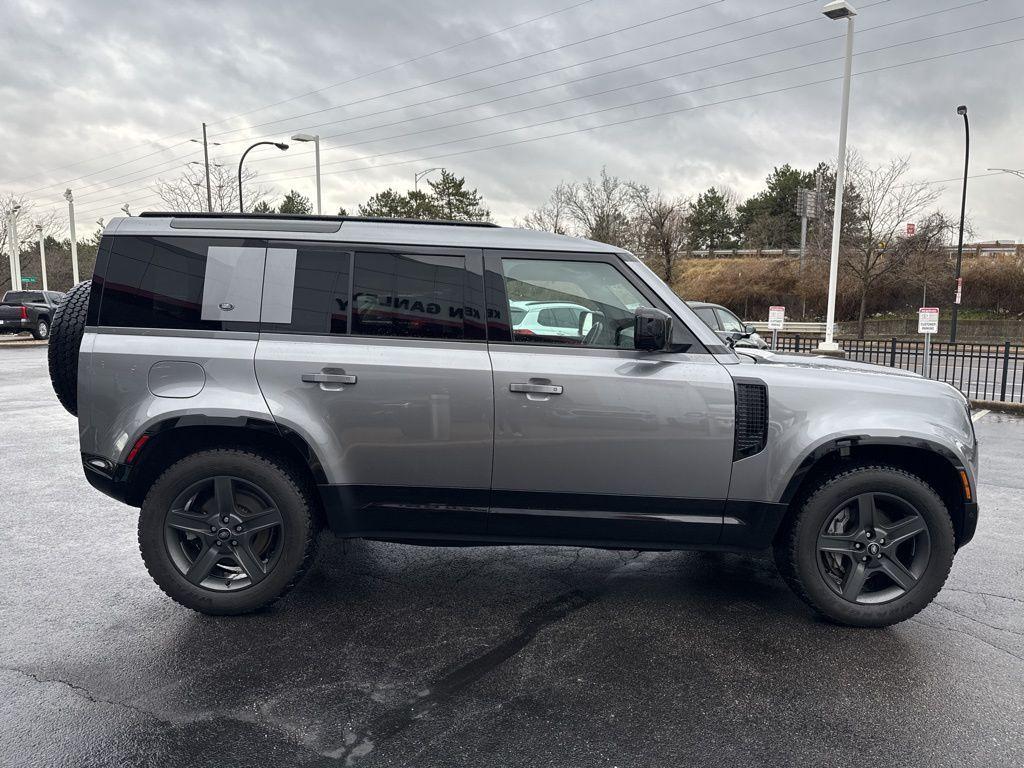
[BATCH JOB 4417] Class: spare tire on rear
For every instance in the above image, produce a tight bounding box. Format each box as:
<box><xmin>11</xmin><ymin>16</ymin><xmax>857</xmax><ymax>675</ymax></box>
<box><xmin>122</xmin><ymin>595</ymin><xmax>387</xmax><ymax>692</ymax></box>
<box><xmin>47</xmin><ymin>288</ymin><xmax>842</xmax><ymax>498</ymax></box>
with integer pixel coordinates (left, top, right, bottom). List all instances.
<box><xmin>48</xmin><ymin>280</ymin><xmax>92</xmax><ymax>416</ymax></box>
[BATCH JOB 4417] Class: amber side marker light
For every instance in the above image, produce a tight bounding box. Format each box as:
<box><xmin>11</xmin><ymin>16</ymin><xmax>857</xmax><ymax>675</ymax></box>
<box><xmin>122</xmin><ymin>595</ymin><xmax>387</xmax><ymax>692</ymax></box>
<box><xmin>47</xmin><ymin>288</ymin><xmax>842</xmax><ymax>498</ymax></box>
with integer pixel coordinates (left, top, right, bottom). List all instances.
<box><xmin>959</xmin><ymin>469</ymin><xmax>972</xmax><ymax>500</ymax></box>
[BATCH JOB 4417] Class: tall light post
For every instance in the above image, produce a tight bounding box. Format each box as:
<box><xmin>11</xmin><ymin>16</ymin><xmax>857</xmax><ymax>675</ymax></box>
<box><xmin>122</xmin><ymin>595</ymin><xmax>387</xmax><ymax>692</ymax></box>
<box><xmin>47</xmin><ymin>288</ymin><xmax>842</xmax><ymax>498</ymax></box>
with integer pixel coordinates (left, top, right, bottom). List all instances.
<box><xmin>987</xmin><ymin>167</ymin><xmax>1024</xmax><ymax>181</ymax></box>
<box><xmin>237</xmin><ymin>141</ymin><xmax>288</xmax><ymax>213</ymax></box>
<box><xmin>291</xmin><ymin>134</ymin><xmax>322</xmax><ymax>214</ymax></box>
<box><xmin>64</xmin><ymin>189</ymin><xmax>79</xmax><ymax>284</ymax></box>
<box><xmin>817</xmin><ymin>0</ymin><xmax>857</xmax><ymax>356</ymax></box>
<box><xmin>35</xmin><ymin>224</ymin><xmax>48</xmax><ymax>291</ymax></box>
<box><xmin>950</xmin><ymin>105</ymin><xmax>969</xmax><ymax>343</ymax></box>
<box><xmin>190</xmin><ymin>124</ymin><xmax>221</xmax><ymax>212</ymax></box>
<box><xmin>8</xmin><ymin>204</ymin><xmax>22</xmax><ymax>289</ymax></box>
<box><xmin>414</xmin><ymin>167</ymin><xmax>442</xmax><ymax>191</ymax></box>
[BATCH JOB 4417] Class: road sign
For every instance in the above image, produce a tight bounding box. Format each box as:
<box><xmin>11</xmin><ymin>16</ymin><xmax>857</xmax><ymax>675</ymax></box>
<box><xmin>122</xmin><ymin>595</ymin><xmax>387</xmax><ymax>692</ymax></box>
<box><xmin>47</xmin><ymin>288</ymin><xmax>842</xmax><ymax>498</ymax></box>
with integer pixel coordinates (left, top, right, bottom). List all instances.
<box><xmin>20</xmin><ymin>276</ymin><xmax>37</xmax><ymax>284</ymax></box>
<box><xmin>768</xmin><ymin>306</ymin><xmax>785</xmax><ymax>330</ymax></box>
<box><xmin>918</xmin><ymin>307</ymin><xmax>939</xmax><ymax>334</ymax></box>
<box><xmin>906</xmin><ymin>223</ymin><xmax>916</xmax><ymax>236</ymax></box>
<box><xmin>954</xmin><ymin>277</ymin><xmax>963</xmax><ymax>305</ymax></box>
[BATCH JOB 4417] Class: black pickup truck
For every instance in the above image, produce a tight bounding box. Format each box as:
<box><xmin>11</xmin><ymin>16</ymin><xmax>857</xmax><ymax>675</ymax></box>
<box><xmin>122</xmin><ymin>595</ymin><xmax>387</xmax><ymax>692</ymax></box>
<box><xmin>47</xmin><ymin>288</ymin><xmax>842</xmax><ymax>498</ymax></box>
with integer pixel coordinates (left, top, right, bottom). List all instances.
<box><xmin>0</xmin><ymin>290</ymin><xmax>64</xmax><ymax>340</ymax></box>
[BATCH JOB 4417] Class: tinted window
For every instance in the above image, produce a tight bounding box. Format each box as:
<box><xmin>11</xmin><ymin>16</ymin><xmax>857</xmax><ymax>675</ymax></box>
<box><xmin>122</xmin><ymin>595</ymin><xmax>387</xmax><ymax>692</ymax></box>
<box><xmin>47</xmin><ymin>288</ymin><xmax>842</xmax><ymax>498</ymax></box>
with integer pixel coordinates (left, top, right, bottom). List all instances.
<box><xmin>693</xmin><ymin>306</ymin><xmax>719</xmax><ymax>329</ymax></box>
<box><xmin>261</xmin><ymin>247</ymin><xmax>351</xmax><ymax>335</ymax></box>
<box><xmin>96</xmin><ymin>236</ymin><xmax>262</xmax><ymax>330</ymax></box>
<box><xmin>3</xmin><ymin>291</ymin><xmax>44</xmax><ymax>304</ymax></box>
<box><xmin>501</xmin><ymin>259</ymin><xmax>649</xmax><ymax>348</ymax></box>
<box><xmin>351</xmin><ymin>252</ymin><xmax>483</xmax><ymax>340</ymax></box>
<box><xmin>537</xmin><ymin>306</ymin><xmax>581</xmax><ymax>328</ymax></box>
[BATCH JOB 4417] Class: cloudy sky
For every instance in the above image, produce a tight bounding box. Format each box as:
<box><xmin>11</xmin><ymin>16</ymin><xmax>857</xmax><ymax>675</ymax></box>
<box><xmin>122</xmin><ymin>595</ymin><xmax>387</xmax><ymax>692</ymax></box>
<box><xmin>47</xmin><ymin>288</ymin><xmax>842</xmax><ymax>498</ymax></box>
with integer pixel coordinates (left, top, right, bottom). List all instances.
<box><xmin>1</xmin><ymin>0</ymin><xmax>1021</xmax><ymax>240</ymax></box>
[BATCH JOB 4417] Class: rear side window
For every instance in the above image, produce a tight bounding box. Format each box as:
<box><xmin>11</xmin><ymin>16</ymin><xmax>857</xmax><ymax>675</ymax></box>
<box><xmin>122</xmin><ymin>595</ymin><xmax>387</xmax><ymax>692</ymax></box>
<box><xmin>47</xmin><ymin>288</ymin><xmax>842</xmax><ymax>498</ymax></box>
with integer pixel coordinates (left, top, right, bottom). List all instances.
<box><xmin>95</xmin><ymin>236</ymin><xmax>263</xmax><ymax>330</ymax></box>
<box><xmin>693</xmin><ymin>306</ymin><xmax>719</xmax><ymax>329</ymax></box>
<box><xmin>260</xmin><ymin>246</ymin><xmax>351</xmax><ymax>335</ymax></box>
<box><xmin>351</xmin><ymin>252</ymin><xmax>484</xmax><ymax>340</ymax></box>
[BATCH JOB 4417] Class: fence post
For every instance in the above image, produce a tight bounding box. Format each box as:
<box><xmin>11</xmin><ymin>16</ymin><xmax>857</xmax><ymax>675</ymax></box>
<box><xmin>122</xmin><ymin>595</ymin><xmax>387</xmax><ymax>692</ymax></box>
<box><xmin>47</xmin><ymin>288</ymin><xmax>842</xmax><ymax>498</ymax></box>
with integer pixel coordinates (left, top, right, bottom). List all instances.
<box><xmin>888</xmin><ymin>337</ymin><xmax>897</xmax><ymax>368</ymax></box>
<box><xmin>1000</xmin><ymin>341</ymin><xmax>1011</xmax><ymax>402</ymax></box>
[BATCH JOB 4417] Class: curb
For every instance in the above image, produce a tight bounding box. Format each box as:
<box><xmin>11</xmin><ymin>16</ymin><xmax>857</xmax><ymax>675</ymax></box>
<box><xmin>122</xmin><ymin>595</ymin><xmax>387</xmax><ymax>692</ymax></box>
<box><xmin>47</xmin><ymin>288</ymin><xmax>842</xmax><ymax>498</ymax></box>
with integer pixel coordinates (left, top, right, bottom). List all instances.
<box><xmin>970</xmin><ymin>399</ymin><xmax>1024</xmax><ymax>415</ymax></box>
<box><xmin>0</xmin><ymin>338</ymin><xmax>48</xmax><ymax>347</ymax></box>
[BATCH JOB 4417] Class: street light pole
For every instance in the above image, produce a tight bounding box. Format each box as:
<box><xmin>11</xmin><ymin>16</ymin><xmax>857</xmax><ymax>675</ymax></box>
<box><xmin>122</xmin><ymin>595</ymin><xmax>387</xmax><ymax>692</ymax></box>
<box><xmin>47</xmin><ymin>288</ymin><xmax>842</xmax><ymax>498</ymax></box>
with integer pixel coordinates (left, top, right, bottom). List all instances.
<box><xmin>36</xmin><ymin>225</ymin><xmax>48</xmax><ymax>291</ymax></box>
<box><xmin>987</xmin><ymin>167</ymin><xmax>1024</xmax><ymax>180</ymax></box>
<box><xmin>291</xmin><ymin>134</ymin><xmax>322</xmax><ymax>214</ymax></box>
<box><xmin>818</xmin><ymin>0</ymin><xmax>857</xmax><ymax>355</ymax></box>
<box><xmin>414</xmin><ymin>167</ymin><xmax>442</xmax><ymax>191</ymax></box>
<box><xmin>950</xmin><ymin>105</ymin><xmax>969</xmax><ymax>343</ymax></box>
<box><xmin>237</xmin><ymin>141</ymin><xmax>289</xmax><ymax>213</ymax></box>
<box><xmin>202</xmin><ymin>122</ymin><xmax>213</xmax><ymax>213</ymax></box>
<box><xmin>64</xmin><ymin>190</ymin><xmax>79</xmax><ymax>284</ymax></box>
<box><xmin>8</xmin><ymin>206</ymin><xmax>22</xmax><ymax>289</ymax></box>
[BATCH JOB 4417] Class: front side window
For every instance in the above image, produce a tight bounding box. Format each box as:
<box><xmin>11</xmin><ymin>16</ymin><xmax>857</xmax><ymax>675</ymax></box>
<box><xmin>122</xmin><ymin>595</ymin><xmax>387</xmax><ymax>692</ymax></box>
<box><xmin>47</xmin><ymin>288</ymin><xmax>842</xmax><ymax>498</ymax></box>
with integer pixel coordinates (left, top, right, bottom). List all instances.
<box><xmin>501</xmin><ymin>259</ymin><xmax>649</xmax><ymax>348</ymax></box>
<box><xmin>714</xmin><ymin>307</ymin><xmax>745</xmax><ymax>333</ymax></box>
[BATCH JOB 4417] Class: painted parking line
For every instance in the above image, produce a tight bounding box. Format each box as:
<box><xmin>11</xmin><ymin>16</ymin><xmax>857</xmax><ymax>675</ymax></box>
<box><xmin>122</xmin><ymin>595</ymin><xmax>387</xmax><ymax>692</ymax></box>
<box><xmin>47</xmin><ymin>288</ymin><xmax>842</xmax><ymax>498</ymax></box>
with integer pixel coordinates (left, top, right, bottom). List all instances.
<box><xmin>972</xmin><ymin>409</ymin><xmax>991</xmax><ymax>423</ymax></box>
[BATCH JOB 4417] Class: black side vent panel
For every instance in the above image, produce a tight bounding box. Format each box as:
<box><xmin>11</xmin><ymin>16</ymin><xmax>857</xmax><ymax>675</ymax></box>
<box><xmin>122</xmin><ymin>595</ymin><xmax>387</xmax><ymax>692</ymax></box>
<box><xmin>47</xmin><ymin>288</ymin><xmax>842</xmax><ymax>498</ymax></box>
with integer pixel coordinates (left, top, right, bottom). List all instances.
<box><xmin>734</xmin><ymin>380</ymin><xmax>768</xmax><ymax>460</ymax></box>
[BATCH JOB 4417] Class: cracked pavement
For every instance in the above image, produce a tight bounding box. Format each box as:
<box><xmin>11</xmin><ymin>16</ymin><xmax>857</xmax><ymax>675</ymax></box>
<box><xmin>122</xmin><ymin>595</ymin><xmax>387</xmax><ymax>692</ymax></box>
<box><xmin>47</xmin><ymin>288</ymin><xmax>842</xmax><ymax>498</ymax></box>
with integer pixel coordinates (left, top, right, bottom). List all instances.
<box><xmin>1</xmin><ymin>344</ymin><xmax>1022</xmax><ymax>767</ymax></box>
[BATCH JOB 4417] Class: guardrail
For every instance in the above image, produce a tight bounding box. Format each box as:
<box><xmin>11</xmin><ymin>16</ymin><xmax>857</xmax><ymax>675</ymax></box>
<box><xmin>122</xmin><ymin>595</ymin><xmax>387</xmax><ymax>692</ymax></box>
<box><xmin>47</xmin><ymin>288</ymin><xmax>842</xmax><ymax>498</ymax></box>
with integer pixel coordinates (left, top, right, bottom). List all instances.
<box><xmin>748</xmin><ymin>321</ymin><xmax>827</xmax><ymax>334</ymax></box>
<box><xmin>772</xmin><ymin>335</ymin><xmax>1024</xmax><ymax>403</ymax></box>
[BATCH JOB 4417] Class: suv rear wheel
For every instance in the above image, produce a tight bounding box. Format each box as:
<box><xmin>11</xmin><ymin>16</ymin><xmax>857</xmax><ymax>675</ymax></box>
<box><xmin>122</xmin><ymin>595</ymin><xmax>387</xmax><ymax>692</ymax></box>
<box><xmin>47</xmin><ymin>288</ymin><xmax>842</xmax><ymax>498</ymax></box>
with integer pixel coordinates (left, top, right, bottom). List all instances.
<box><xmin>775</xmin><ymin>465</ymin><xmax>955</xmax><ymax>627</ymax></box>
<box><xmin>139</xmin><ymin>449</ymin><xmax>319</xmax><ymax>615</ymax></box>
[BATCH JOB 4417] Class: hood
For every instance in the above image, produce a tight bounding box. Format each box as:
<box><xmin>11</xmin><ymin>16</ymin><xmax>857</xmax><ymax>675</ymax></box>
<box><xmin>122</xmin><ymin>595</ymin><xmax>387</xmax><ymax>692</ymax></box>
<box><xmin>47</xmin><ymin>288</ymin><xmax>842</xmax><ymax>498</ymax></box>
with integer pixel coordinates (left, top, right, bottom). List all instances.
<box><xmin>734</xmin><ymin>348</ymin><xmax>923</xmax><ymax>379</ymax></box>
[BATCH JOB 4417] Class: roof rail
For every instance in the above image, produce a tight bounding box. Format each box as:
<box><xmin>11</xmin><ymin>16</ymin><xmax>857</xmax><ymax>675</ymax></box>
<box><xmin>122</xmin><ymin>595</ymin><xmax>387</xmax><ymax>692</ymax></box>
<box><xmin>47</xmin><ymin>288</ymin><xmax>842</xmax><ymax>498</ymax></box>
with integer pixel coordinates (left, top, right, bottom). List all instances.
<box><xmin>138</xmin><ymin>211</ymin><xmax>499</xmax><ymax>228</ymax></box>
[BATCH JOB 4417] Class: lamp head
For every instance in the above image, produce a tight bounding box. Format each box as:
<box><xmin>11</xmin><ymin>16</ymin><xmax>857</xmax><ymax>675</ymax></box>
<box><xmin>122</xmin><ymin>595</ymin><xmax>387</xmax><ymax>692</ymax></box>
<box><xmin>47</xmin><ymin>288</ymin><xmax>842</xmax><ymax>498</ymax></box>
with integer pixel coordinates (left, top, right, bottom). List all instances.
<box><xmin>274</xmin><ymin>142</ymin><xmax>289</xmax><ymax>151</ymax></box>
<box><xmin>291</xmin><ymin>133</ymin><xmax>317</xmax><ymax>142</ymax></box>
<box><xmin>957</xmin><ymin>105</ymin><xmax>968</xmax><ymax>116</ymax></box>
<box><xmin>822</xmin><ymin>0</ymin><xmax>857</xmax><ymax>19</ymax></box>
<box><xmin>63</xmin><ymin>189</ymin><xmax>73</xmax><ymax>202</ymax></box>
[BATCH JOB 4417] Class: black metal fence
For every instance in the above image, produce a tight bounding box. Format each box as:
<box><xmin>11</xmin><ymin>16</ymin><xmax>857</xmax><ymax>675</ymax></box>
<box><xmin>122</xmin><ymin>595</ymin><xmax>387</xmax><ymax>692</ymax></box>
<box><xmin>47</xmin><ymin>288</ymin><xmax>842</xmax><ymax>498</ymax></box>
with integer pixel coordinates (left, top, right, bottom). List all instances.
<box><xmin>772</xmin><ymin>336</ymin><xmax>1024</xmax><ymax>403</ymax></box>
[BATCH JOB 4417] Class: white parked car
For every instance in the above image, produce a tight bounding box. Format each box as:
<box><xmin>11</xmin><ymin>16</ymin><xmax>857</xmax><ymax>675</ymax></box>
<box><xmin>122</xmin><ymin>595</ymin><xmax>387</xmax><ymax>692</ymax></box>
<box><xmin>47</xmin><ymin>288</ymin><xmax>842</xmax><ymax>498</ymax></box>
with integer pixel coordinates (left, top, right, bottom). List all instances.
<box><xmin>509</xmin><ymin>300</ymin><xmax>593</xmax><ymax>340</ymax></box>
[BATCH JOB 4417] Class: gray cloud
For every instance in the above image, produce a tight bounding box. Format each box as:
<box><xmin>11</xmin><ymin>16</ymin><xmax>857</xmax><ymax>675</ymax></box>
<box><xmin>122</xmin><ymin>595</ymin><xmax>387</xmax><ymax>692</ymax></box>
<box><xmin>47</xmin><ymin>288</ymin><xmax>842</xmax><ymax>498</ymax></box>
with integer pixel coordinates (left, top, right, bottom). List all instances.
<box><xmin>1</xmin><ymin>0</ymin><xmax>1020</xmax><ymax>238</ymax></box>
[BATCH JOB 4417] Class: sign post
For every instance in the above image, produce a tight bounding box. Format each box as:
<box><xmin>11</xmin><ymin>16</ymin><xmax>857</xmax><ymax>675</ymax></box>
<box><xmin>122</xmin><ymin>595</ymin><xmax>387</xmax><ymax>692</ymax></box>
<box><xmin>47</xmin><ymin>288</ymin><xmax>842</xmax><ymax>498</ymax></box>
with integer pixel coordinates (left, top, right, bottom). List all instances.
<box><xmin>918</xmin><ymin>307</ymin><xmax>939</xmax><ymax>378</ymax></box>
<box><xmin>768</xmin><ymin>305</ymin><xmax>785</xmax><ymax>351</ymax></box>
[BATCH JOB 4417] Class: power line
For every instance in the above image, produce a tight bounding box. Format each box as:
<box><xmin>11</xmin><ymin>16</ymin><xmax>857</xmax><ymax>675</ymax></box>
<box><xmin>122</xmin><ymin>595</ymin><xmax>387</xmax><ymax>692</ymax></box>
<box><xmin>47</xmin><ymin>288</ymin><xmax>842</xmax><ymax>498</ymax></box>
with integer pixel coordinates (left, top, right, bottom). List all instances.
<box><xmin>210</xmin><ymin>0</ymin><xmax>728</xmax><ymax>139</ymax></box>
<box><xmin>25</xmin><ymin>0</ymin><xmax>815</xmax><ymax>212</ymax></box>
<box><xmin>2</xmin><ymin>0</ymin><xmax>602</xmax><ymax>190</ymax></box>
<box><xmin>258</xmin><ymin>37</ymin><xmax>1024</xmax><ymax>188</ymax></box>
<box><xmin>257</xmin><ymin>17</ymin><xmax>1022</xmax><ymax>182</ymax></box>
<box><xmin>207</xmin><ymin>0</ymin><xmax>600</xmax><ymax>127</ymax></box>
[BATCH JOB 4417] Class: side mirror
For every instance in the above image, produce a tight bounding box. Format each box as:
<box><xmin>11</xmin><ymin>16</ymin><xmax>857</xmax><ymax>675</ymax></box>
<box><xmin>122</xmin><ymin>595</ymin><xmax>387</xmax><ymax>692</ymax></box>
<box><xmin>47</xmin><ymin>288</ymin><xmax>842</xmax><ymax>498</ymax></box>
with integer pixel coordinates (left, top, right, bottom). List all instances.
<box><xmin>577</xmin><ymin>310</ymin><xmax>595</xmax><ymax>337</ymax></box>
<box><xmin>744</xmin><ymin>324</ymin><xmax>757</xmax><ymax>335</ymax></box>
<box><xmin>633</xmin><ymin>307</ymin><xmax>673</xmax><ymax>352</ymax></box>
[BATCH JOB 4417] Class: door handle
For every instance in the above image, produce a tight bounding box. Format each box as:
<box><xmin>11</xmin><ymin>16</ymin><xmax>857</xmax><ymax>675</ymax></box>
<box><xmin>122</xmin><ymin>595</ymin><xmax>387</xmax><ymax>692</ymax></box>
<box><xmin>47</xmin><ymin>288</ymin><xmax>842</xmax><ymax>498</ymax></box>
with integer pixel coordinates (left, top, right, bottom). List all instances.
<box><xmin>302</xmin><ymin>372</ymin><xmax>357</xmax><ymax>385</ymax></box>
<box><xmin>510</xmin><ymin>382</ymin><xmax>562</xmax><ymax>395</ymax></box>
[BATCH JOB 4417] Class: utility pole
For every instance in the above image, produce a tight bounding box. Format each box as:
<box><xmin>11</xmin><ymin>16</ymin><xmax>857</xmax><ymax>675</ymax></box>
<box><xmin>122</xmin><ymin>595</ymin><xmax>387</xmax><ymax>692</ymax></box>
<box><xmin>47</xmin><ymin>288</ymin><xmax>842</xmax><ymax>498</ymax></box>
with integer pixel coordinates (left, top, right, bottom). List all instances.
<box><xmin>202</xmin><ymin>122</ymin><xmax>213</xmax><ymax>212</ymax></box>
<box><xmin>64</xmin><ymin>189</ymin><xmax>79</xmax><ymax>284</ymax></box>
<box><xmin>36</xmin><ymin>225</ymin><xmax>48</xmax><ymax>291</ymax></box>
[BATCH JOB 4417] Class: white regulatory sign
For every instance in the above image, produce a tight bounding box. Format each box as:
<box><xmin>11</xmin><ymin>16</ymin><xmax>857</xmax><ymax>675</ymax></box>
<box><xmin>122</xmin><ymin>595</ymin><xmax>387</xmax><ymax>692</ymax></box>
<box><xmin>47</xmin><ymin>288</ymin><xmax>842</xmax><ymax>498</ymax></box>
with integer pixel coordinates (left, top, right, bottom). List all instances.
<box><xmin>918</xmin><ymin>307</ymin><xmax>939</xmax><ymax>334</ymax></box>
<box><xmin>767</xmin><ymin>306</ymin><xmax>785</xmax><ymax>330</ymax></box>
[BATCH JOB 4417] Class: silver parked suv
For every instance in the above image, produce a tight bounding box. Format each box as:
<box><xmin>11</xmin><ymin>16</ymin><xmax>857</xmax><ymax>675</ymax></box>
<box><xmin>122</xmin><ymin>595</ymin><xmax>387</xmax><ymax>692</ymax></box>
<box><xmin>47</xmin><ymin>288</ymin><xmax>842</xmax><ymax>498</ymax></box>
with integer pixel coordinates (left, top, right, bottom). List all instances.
<box><xmin>46</xmin><ymin>213</ymin><xmax>979</xmax><ymax>626</ymax></box>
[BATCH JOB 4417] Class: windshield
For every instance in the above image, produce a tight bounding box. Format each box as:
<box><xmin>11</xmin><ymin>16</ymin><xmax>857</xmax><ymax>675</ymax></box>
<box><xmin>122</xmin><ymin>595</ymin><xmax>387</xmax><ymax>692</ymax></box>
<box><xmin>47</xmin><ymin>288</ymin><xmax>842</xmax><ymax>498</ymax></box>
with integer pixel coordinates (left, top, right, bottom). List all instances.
<box><xmin>715</xmin><ymin>307</ymin><xmax>746</xmax><ymax>333</ymax></box>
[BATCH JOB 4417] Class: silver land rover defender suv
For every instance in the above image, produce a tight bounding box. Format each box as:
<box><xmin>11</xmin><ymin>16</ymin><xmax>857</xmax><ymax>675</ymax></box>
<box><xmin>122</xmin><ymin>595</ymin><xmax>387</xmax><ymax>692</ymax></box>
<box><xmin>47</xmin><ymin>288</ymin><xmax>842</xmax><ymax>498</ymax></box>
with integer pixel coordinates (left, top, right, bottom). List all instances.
<box><xmin>46</xmin><ymin>213</ymin><xmax>979</xmax><ymax>627</ymax></box>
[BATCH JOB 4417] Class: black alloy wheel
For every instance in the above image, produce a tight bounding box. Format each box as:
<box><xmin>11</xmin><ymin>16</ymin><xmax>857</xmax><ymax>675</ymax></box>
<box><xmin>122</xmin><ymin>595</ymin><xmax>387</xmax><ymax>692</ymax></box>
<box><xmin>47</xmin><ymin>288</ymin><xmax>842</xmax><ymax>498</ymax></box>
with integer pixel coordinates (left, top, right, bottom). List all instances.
<box><xmin>816</xmin><ymin>492</ymin><xmax>931</xmax><ymax>604</ymax></box>
<box><xmin>164</xmin><ymin>475</ymin><xmax>285</xmax><ymax>590</ymax></box>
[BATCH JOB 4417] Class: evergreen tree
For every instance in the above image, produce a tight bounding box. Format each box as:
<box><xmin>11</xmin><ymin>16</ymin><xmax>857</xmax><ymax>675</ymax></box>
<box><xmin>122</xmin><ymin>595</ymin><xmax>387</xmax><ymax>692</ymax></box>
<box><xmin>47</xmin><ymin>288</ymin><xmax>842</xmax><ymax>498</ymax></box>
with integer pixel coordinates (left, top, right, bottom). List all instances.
<box><xmin>426</xmin><ymin>170</ymin><xmax>490</xmax><ymax>221</ymax></box>
<box><xmin>735</xmin><ymin>165</ymin><xmax>817</xmax><ymax>248</ymax></box>
<box><xmin>688</xmin><ymin>188</ymin><xmax>738</xmax><ymax>250</ymax></box>
<box><xmin>278</xmin><ymin>189</ymin><xmax>313</xmax><ymax>215</ymax></box>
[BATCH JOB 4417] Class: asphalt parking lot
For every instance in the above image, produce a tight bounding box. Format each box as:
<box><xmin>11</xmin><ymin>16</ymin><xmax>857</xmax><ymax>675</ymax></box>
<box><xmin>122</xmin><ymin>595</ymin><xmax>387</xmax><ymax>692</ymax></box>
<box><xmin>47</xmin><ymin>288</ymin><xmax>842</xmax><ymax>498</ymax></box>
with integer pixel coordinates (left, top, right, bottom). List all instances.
<box><xmin>1</xmin><ymin>343</ymin><xmax>1022</xmax><ymax>768</ymax></box>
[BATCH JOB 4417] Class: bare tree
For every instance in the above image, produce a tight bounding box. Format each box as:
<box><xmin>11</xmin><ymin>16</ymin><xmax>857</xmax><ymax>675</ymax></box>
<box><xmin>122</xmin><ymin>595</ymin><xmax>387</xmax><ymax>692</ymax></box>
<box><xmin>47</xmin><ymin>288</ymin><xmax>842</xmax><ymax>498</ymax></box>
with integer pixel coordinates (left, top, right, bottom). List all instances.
<box><xmin>840</xmin><ymin>154</ymin><xmax>942</xmax><ymax>337</ymax></box>
<box><xmin>152</xmin><ymin>163</ymin><xmax>268</xmax><ymax>213</ymax></box>
<box><xmin>629</xmin><ymin>184</ymin><xmax>688</xmax><ymax>285</ymax></box>
<box><xmin>893</xmin><ymin>211</ymin><xmax>959</xmax><ymax>308</ymax></box>
<box><xmin>558</xmin><ymin>167</ymin><xmax>634</xmax><ymax>248</ymax></box>
<box><xmin>518</xmin><ymin>189</ymin><xmax>571</xmax><ymax>235</ymax></box>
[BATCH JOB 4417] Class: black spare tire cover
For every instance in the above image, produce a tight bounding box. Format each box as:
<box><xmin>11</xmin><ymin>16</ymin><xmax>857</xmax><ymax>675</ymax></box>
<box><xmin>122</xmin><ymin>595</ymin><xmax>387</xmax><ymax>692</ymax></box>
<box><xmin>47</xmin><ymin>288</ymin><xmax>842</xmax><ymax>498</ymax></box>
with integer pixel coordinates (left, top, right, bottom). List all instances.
<box><xmin>47</xmin><ymin>280</ymin><xmax>92</xmax><ymax>416</ymax></box>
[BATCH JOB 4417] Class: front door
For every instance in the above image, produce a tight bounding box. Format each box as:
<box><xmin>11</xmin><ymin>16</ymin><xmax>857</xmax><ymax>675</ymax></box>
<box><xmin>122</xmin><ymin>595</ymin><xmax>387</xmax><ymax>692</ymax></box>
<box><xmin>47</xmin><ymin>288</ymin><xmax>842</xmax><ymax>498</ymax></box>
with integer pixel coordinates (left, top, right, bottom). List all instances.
<box><xmin>255</xmin><ymin>242</ymin><xmax>493</xmax><ymax>537</ymax></box>
<box><xmin>484</xmin><ymin>251</ymin><xmax>735</xmax><ymax>547</ymax></box>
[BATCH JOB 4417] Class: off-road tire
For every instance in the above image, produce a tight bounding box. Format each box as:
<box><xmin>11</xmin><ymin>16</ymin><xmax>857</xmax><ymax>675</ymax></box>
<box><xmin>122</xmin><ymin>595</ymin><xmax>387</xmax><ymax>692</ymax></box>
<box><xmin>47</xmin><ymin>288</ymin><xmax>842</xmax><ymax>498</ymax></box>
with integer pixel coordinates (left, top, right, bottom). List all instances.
<box><xmin>774</xmin><ymin>464</ymin><xmax>955</xmax><ymax>628</ymax></box>
<box><xmin>47</xmin><ymin>280</ymin><xmax>91</xmax><ymax>415</ymax></box>
<box><xmin>139</xmin><ymin>449</ymin><xmax>319</xmax><ymax>615</ymax></box>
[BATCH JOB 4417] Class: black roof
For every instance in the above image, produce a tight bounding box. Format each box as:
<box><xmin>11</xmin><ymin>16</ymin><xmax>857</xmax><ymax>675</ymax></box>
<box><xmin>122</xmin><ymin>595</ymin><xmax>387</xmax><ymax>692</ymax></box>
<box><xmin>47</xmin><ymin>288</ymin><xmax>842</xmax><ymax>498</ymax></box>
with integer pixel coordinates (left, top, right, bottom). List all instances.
<box><xmin>139</xmin><ymin>211</ymin><xmax>499</xmax><ymax>228</ymax></box>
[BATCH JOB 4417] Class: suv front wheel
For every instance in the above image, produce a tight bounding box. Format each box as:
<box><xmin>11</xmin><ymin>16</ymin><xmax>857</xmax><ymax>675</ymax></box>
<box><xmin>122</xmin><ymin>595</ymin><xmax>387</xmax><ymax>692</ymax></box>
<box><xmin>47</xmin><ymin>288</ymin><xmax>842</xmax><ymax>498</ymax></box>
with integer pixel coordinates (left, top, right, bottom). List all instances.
<box><xmin>775</xmin><ymin>465</ymin><xmax>955</xmax><ymax>627</ymax></box>
<box><xmin>139</xmin><ymin>449</ymin><xmax>319</xmax><ymax>615</ymax></box>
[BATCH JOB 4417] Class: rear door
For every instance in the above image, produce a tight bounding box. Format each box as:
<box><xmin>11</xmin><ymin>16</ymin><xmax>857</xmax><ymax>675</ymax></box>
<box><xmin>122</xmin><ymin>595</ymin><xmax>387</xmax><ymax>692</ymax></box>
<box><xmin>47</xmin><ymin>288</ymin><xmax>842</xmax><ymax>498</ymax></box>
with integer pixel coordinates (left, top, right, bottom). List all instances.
<box><xmin>254</xmin><ymin>242</ymin><xmax>493</xmax><ymax>537</ymax></box>
<box><xmin>484</xmin><ymin>251</ymin><xmax>736</xmax><ymax>547</ymax></box>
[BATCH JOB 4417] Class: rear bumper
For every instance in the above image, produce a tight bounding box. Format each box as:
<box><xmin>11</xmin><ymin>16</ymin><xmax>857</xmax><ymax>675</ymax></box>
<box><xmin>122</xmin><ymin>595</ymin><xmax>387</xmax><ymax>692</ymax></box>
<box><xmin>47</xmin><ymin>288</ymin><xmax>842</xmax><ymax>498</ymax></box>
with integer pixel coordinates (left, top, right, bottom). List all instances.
<box><xmin>0</xmin><ymin>320</ymin><xmax>31</xmax><ymax>333</ymax></box>
<box><xmin>82</xmin><ymin>455</ymin><xmax>133</xmax><ymax>505</ymax></box>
